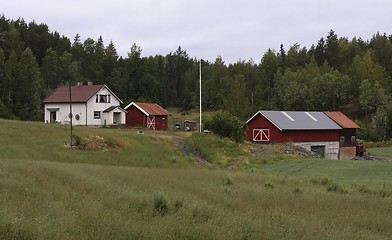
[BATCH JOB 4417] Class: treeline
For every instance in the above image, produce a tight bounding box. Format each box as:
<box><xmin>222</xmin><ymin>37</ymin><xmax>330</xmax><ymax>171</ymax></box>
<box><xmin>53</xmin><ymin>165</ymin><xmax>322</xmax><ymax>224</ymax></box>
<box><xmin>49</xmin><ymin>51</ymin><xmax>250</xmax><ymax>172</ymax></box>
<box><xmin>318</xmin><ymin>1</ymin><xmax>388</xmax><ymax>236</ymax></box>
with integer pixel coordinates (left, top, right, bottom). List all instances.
<box><xmin>1</xmin><ymin>15</ymin><xmax>392</xmax><ymax>140</ymax></box>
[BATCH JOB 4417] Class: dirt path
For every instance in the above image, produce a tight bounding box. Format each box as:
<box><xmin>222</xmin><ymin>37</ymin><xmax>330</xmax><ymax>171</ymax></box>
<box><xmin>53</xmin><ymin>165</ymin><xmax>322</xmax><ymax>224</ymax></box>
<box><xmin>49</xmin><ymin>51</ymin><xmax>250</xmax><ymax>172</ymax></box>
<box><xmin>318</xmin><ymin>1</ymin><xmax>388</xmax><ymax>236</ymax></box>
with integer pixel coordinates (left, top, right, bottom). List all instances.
<box><xmin>170</xmin><ymin>136</ymin><xmax>211</xmax><ymax>166</ymax></box>
<box><xmin>139</xmin><ymin>131</ymin><xmax>211</xmax><ymax>166</ymax></box>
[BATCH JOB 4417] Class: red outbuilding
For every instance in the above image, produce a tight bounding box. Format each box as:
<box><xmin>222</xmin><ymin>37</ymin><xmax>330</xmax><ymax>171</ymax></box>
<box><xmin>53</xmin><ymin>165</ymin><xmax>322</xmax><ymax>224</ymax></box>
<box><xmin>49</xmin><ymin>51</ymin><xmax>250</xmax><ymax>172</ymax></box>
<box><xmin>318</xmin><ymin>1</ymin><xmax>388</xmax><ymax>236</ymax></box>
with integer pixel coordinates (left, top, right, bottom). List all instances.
<box><xmin>246</xmin><ymin>111</ymin><xmax>342</xmax><ymax>159</ymax></box>
<box><xmin>124</xmin><ymin>102</ymin><xmax>169</xmax><ymax>130</ymax></box>
<box><xmin>324</xmin><ymin>111</ymin><xmax>360</xmax><ymax>159</ymax></box>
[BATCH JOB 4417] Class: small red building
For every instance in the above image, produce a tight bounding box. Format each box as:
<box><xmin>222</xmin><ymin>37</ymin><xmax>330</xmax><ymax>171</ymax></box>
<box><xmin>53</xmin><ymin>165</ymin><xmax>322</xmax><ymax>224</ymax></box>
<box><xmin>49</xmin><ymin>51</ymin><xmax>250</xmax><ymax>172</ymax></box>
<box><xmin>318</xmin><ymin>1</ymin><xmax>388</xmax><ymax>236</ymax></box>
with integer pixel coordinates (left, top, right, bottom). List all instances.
<box><xmin>183</xmin><ymin>120</ymin><xmax>197</xmax><ymax>131</ymax></box>
<box><xmin>246</xmin><ymin>111</ymin><xmax>342</xmax><ymax>159</ymax></box>
<box><xmin>324</xmin><ymin>111</ymin><xmax>360</xmax><ymax>159</ymax></box>
<box><xmin>124</xmin><ymin>102</ymin><xmax>169</xmax><ymax>130</ymax></box>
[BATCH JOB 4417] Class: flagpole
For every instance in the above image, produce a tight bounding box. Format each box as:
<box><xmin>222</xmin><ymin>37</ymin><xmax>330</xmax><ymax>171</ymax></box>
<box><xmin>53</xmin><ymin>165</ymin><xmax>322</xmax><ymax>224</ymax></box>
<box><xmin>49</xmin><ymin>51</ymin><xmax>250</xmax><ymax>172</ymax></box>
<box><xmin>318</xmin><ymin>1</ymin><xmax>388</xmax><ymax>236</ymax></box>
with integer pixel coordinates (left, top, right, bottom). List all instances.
<box><xmin>199</xmin><ymin>59</ymin><xmax>202</xmax><ymax>132</ymax></box>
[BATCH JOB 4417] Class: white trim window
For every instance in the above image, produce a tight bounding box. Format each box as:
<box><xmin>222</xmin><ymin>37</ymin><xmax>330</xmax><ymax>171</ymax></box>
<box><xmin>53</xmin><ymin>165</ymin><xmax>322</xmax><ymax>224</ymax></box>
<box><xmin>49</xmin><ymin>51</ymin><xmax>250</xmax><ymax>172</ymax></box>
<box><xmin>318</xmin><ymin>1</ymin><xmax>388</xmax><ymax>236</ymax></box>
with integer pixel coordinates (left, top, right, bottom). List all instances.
<box><xmin>96</xmin><ymin>94</ymin><xmax>111</xmax><ymax>103</ymax></box>
<box><xmin>94</xmin><ymin>111</ymin><xmax>101</xmax><ymax>119</ymax></box>
<box><xmin>253</xmin><ymin>129</ymin><xmax>270</xmax><ymax>142</ymax></box>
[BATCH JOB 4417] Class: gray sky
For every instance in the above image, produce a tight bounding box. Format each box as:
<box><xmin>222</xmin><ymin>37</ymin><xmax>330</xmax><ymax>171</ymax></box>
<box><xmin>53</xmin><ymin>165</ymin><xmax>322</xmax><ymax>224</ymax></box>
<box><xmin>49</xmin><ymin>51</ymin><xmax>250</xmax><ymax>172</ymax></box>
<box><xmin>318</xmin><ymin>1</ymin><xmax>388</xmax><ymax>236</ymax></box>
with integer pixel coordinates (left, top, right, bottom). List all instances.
<box><xmin>2</xmin><ymin>0</ymin><xmax>391</xmax><ymax>64</ymax></box>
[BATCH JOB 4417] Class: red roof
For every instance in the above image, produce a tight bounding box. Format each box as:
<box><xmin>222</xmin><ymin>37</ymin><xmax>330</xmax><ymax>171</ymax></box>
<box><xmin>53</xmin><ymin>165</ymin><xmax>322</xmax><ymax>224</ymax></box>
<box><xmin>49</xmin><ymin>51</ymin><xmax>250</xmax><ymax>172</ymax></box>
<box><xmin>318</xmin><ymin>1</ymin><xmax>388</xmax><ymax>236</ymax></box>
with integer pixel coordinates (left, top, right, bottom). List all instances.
<box><xmin>125</xmin><ymin>102</ymin><xmax>169</xmax><ymax>116</ymax></box>
<box><xmin>43</xmin><ymin>84</ymin><xmax>105</xmax><ymax>103</ymax></box>
<box><xmin>324</xmin><ymin>111</ymin><xmax>360</xmax><ymax>129</ymax></box>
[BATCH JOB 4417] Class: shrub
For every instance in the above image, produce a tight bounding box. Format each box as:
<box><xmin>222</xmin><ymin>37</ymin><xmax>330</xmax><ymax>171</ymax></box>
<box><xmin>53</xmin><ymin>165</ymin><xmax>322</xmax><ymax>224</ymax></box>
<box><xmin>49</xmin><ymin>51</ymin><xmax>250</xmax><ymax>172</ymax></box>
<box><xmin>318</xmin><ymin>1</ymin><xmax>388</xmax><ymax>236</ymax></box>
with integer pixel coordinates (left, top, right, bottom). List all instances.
<box><xmin>153</xmin><ymin>193</ymin><xmax>169</xmax><ymax>216</ymax></box>
<box><xmin>264</xmin><ymin>182</ymin><xmax>275</xmax><ymax>189</ymax></box>
<box><xmin>173</xmin><ymin>199</ymin><xmax>184</xmax><ymax>213</ymax></box>
<box><xmin>223</xmin><ymin>177</ymin><xmax>233</xmax><ymax>186</ymax></box>
<box><xmin>204</xmin><ymin>112</ymin><xmax>245</xmax><ymax>142</ymax></box>
<box><xmin>292</xmin><ymin>187</ymin><xmax>302</xmax><ymax>195</ymax></box>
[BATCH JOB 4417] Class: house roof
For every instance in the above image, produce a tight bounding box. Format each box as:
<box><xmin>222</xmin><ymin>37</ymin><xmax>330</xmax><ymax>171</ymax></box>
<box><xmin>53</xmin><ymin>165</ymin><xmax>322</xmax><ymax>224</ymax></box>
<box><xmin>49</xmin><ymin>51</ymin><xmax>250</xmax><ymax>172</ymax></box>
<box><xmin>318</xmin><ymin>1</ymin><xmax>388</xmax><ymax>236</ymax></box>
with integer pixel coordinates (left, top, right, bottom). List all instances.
<box><xmin>43</xmin><ymin>84</ymin><xmax>123</xmax><ymax>104</ymax></box>
<box><xmin>124</xmin><ymin>102</ymin><xmax>169</xmax><ymax>116</ymax></box>
<box><xmin>324</xmin><ymin>111</ymin><xmax>360</xmax><ymax>129</ymax></box>
<box><xmin>247</xmin><ymin>111</ymin><xmax>342</xmax><ymax>131</ymax></box>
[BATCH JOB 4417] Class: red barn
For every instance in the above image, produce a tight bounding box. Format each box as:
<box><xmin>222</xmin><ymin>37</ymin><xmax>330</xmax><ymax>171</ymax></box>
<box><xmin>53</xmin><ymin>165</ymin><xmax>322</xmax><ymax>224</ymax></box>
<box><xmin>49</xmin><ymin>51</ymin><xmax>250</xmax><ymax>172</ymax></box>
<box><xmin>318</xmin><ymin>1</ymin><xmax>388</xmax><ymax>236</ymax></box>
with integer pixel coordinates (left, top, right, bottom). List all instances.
<box><xmin>246</xmin><ymin>111</ymin><xmax>342</xmax><ymax>159</ymax></box>
<box><xmin>124</xmin><ymin>102</ymin><xmax>169</xmax><ymax>130</ymax></box>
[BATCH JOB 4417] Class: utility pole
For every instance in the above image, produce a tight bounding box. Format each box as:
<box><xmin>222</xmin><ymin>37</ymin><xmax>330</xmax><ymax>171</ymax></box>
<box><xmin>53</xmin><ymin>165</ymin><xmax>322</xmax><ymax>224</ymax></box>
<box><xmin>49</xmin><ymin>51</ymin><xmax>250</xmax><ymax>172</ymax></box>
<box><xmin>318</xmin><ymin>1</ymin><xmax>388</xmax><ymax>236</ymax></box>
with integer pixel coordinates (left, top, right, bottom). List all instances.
<box><xmin>199</xmin><ymin>60</ymin><xmax>202</xmax><ymax>132</ymax></box>
<box><xmin>69</xmin><ymin>80</ymin><xmax>73</xmax><ymax>146</ymax></box>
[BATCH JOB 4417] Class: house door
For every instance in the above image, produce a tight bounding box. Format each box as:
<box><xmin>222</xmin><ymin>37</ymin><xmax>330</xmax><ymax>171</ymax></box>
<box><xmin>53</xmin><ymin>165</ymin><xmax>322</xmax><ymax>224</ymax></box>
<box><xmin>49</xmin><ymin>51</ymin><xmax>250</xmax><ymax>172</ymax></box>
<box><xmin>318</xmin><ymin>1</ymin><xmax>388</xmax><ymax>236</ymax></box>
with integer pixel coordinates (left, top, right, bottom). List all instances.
<box><xmin>113</xmin><ymin>112</ymin><xmax>121</xmax><ymax>124</ymax></box>
<box><xmin>147</xmin><ymin>116</ymin><xmax>155</xmax><ymax>130</ymax></box>
<box><xmin>50</xmin><ymin>111</ymin><xmax>57</xmax><ymax>123</ymax></box>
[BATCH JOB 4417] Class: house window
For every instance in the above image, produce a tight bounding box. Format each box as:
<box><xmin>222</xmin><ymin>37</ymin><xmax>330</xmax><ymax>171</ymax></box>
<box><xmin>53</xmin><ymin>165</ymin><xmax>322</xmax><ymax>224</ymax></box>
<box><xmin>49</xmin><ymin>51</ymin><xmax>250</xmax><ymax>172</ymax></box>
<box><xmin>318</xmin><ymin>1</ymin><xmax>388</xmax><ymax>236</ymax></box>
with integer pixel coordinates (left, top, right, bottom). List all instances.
<box><xmin>96</xmin><ymin>94</ymin><xmax>111</xmax><ymax>103</ymax></box>
<box><xmin>340</xmin><ymin>136</ymin><xmax>345</xmax><ymax>142</ymax></box>
<box><xmin>94</xmin><ymin>111</ymin><xmax>101</xmax><ymax>119</ymax></box>
<box><xmin>351</xmin><ymin>136</ymin><xmax>356</xmax><ymax>142</ymax></box>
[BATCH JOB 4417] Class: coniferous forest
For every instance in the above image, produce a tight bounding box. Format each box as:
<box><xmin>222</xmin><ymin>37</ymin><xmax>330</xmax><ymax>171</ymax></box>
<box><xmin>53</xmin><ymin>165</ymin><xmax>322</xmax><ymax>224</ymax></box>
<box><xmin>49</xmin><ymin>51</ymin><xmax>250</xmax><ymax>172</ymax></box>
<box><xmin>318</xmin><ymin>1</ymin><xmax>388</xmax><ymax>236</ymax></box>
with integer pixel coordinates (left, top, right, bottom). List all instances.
<box><xmin>1</xmin><ymin>15</ymin><xmax>392</xmax><ymax>140</ymax></box>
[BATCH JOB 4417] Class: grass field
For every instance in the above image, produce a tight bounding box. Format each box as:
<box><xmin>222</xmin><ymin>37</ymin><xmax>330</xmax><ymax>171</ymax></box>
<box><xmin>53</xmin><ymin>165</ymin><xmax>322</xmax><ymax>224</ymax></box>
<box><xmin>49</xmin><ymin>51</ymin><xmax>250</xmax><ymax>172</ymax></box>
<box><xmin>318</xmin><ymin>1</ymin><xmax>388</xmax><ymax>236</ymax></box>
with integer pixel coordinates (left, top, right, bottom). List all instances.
<box><xmin>260</xmin><ymin>158</ymin><xmax>392</xmax><ymax>188</ymax></box>
<box><xmin>1</xmin><ymin>119</ymin><xmax>392</xmax><ymax>239</ymax></box>
<box><xmin>367</xmin><ymin>147</ymin><xmax>392</xmax><ymax>158</ymax></box>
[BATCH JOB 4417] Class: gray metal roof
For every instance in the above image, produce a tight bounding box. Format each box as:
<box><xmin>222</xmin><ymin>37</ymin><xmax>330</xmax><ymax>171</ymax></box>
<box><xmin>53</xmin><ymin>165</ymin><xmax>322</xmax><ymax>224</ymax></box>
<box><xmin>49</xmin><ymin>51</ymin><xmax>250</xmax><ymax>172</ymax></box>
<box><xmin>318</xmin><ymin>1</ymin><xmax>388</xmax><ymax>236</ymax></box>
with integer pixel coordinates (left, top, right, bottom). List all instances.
<box><xmin>252</xmin><ymin>111</ymin><xmax>342</xmax><ymax>131</ymax></box>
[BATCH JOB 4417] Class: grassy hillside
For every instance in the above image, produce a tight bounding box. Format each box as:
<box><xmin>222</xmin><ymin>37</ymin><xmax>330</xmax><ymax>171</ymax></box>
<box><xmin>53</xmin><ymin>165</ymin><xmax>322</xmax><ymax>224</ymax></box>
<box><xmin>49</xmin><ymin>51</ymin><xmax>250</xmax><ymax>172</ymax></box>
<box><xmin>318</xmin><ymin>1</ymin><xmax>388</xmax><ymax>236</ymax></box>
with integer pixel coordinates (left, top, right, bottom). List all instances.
<box><xmin>0</xmin><ymin>119</ymin><xmax>191</xmax><ymax>168</ymax></box>
<box><xmin>1</xmin><ymin>119</ymin><xmax>392</xmax><ymax>239</ymax></box>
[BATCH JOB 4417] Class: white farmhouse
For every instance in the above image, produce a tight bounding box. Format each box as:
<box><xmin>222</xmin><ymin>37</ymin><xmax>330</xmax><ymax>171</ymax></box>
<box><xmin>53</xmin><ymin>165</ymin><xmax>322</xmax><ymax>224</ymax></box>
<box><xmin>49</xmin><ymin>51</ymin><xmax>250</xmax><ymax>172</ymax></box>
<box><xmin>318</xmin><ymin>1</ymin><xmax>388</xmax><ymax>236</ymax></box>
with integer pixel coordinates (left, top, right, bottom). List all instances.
<box><xmin>43</xmin><ymin>83</ymin><xmax>126</xmax><ymax>126</ymax></box>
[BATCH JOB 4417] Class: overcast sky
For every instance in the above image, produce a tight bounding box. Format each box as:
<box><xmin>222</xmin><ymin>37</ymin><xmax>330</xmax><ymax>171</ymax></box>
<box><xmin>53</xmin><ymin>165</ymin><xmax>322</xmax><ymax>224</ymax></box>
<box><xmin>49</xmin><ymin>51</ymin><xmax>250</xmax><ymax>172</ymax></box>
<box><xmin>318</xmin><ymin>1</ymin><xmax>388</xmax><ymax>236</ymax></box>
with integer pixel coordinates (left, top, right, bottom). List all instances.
<box><xmin>2</xmin><ymin>0</ymin><xmax>392</xmax><ymax>64</ymax></box>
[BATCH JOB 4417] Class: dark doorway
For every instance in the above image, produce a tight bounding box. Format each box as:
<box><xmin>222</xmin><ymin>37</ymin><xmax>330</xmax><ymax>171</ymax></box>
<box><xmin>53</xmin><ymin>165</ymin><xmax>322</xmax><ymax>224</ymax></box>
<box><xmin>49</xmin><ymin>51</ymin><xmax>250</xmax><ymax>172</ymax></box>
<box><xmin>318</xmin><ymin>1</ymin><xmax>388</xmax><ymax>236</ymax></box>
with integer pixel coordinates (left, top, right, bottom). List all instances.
<box><xmin>50</xmin><ymin>111</ymin><xmax>57</xmax><ymax>123</ymax></box>
<box><xmin>311</xmin><ymin>146</ymin><xmax>325</xmax><ymax>158</ymax></box>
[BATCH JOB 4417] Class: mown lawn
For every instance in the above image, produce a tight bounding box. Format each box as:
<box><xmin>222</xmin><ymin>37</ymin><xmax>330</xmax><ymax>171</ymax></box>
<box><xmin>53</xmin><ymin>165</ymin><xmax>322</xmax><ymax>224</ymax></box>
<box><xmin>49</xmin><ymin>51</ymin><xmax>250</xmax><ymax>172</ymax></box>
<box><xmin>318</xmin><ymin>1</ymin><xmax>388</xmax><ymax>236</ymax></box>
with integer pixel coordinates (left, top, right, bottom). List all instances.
<box><xmin>260</xmin><ymin>158</ymin><xmax>392</xmax><ymax>188</ymax></box>
<box><xmin>1</xmin><ymin>119</ymin><xmax>392</xmax><ymax>239</ymax></box>
<box><xmin>367</xmin><ymin>147</ymin><xmax>392</xmax><ymax>158</ymax></box>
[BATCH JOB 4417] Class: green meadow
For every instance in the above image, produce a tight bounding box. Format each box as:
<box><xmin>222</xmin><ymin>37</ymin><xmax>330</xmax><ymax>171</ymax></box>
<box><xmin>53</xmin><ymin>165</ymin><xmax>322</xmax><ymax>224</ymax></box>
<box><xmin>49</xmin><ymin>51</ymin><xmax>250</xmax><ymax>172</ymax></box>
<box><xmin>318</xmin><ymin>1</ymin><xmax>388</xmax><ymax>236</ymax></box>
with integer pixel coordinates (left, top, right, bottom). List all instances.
<box><xmin>1</xmin><ymin>119</ymin><xmax>392</xmax><ymax>239</ymax></box>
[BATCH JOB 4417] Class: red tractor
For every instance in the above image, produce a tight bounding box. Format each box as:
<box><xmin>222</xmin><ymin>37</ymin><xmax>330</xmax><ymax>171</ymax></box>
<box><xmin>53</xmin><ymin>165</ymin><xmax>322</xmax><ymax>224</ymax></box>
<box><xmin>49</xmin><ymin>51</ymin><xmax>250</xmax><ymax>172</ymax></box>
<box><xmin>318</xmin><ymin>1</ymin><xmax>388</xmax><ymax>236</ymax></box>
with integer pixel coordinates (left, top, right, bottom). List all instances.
<box><xmin>356</xmin><ymin>141</ymin><xmax>366</xmax><ymax>157</ymax></box>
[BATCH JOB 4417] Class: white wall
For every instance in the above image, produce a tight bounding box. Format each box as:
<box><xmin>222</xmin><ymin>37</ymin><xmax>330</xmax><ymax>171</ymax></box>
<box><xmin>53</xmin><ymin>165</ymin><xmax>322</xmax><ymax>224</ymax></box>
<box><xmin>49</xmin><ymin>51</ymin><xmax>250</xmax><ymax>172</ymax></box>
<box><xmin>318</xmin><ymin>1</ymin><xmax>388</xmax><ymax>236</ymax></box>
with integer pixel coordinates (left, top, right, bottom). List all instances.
<box><xmin>44</xmin><ymin>103</ymin><xmax>87</xmax><ymax>125</ymax></box>
<box><xmin>85</xmin><ymin>87</ymin><xmax>122</xmax><ymax>125</ymax></box>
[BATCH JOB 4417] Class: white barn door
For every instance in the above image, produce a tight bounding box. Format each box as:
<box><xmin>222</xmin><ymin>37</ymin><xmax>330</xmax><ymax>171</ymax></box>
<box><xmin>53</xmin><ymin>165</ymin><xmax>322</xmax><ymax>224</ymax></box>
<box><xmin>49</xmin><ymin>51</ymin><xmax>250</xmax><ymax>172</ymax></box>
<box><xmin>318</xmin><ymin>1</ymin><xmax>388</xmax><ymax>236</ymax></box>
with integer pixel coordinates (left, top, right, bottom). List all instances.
<box><xmin>147</xmin><ymin>116</ymin><xmax>156</xmax><ymax>130</ymax></box>
<box><xmin>253</xmin><ymin>129</ymin><xmax>270</xmax><ymax>142</ymax></box>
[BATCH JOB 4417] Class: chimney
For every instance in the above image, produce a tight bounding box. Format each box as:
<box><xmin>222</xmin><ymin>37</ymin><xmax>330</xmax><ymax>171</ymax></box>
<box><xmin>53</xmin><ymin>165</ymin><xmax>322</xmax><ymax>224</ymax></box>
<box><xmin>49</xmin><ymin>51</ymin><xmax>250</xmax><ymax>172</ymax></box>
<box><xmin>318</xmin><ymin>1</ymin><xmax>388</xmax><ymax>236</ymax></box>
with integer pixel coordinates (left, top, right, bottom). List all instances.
<box><xmin>87</xmin><ymin>81</ymin><xmax>93</xmax><ymax>86</ymax></box>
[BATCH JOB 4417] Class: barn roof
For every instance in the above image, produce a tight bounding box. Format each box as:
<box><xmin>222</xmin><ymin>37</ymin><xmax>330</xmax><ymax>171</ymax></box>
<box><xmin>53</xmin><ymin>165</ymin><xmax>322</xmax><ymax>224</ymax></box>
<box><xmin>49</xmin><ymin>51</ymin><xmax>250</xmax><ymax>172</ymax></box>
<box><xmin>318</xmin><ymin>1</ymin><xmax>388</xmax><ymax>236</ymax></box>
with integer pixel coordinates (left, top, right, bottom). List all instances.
<box><xmin>247</xmin><ymin>111</ymin><xmax>342</xmax><ymax>131</ymax></box>
<box><xmin>43</xmin><ymin>84</ymin><xmax>122</xmax><ymax>104</ymax></box>
<box><xmin>324</xmin><ymin>111</ymin><xmax>360</xmax><ymax>129</ymax></box>
<box><xmin>124</xmin><ymin>102</ymin><xmax>169</xmax><ymax>116</ymax></box>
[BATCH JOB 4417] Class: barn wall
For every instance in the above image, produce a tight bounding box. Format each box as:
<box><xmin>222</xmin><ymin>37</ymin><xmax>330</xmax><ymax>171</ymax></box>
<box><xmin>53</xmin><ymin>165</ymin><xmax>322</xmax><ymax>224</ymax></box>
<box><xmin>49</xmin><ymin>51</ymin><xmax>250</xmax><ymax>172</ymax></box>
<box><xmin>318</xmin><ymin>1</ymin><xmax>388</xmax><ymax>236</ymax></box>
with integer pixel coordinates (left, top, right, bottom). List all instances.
<box><xmin>126</xmin><ymin>106</ymin><xmax>146</xmax><ymax>127</ymax></box>
<box><xmin>280</xmin><ymin>130</ymin><xmax>340</xmax><ymax>142</ymax></box>
<box><xmin>154</xmin><ymin>115</ymin><xmax>168</xmax><ymax>130</ymax></box>
<box><xmin>246</xmin><ymin>113</ymin><xmax>280</xmax><ymax>142</ymax></box>
<box><xmin>295</xmin><ymin>141</ymin><xmax>340</xmax><ymax>159</ymax></box>
<box><xmin>339</xmin><ymin>146</ymin><xmax>356</xmax><ymax>159</ymax></box>
<box><xmin>340</xmin><ymin>129</ymin><xmax>357</xmax><ymax>147</ymax></box>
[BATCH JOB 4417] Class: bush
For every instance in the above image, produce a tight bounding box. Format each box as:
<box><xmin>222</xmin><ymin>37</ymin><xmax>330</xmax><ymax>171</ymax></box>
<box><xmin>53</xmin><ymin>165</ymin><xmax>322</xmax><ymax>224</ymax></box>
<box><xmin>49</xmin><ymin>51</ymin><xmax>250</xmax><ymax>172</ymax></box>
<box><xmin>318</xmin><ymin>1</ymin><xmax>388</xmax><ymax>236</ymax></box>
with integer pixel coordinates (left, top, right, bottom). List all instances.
<box><xmin>204</xmin><ymin>112</ymin><xmax>245</xmax><ymax>142</ymax></box>
<box><xmin>153</xmin><ymin>193</ymin><xmax>169</xmax><ymax>216</ymax></box>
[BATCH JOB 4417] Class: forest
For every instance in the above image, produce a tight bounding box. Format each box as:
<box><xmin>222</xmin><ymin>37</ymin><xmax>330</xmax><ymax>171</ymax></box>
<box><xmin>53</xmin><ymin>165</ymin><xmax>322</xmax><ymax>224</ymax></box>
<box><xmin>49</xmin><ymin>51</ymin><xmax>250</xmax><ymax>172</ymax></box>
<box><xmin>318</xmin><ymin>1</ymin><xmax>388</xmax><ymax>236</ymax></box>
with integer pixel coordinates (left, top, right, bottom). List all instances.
<box><xmin>1</xmin><ymin>15</ymin><xmax>392</xmax><ymax>140</ymax></box>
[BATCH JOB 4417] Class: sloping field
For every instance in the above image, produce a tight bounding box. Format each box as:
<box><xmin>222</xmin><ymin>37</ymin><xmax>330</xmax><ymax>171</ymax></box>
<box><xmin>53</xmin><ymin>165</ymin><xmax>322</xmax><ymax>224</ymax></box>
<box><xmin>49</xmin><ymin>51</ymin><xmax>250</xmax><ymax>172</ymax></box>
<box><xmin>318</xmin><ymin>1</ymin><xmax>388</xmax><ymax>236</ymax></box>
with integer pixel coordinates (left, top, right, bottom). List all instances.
<box><xmin>1</xmin><ymin>119</ymin><xmax>392</xmax><ymax>239</ymax></box>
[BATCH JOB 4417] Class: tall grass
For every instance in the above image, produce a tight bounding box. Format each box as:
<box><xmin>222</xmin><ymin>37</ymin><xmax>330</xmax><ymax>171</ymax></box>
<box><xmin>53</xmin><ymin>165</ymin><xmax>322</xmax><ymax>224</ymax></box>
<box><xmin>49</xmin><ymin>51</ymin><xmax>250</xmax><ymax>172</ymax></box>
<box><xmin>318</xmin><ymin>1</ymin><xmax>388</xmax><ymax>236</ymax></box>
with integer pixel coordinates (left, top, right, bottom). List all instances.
<box><xmin>1</xmin><ymin>159</ymin><xmax>392</xmax><ymax>239</ymax></box>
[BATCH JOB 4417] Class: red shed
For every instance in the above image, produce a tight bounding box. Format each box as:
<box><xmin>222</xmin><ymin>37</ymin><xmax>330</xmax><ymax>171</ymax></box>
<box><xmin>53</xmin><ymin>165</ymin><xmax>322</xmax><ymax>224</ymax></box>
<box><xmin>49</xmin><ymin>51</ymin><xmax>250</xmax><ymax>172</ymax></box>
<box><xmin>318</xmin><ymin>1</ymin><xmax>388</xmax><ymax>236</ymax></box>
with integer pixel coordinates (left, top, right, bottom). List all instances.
<box><xmin>124</xmin><ymin>102</ymin><xmax>169</xmax><ymax>130</ymax></box>
<box><xmin>246</xmin><ymin>111</ymin><xmax>342</xmax><ymax>159</ymax></box>
<box><xmin>324</xmin><ymin>111</ymin><xmax>360</xmax><ymax>159</ymax></box>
